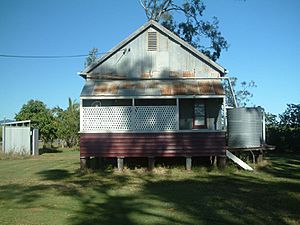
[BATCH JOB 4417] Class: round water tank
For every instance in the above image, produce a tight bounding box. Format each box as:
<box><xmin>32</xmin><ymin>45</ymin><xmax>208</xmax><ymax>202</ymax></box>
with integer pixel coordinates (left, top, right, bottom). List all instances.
<box><xmin>227</xmin><ymin>107</ymin><xmax>264</xmax><ymax>148</ymax></box>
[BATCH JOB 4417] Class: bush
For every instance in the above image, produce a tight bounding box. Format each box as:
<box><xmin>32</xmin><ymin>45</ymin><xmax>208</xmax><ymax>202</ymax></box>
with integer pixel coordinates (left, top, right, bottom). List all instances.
<box><xmin>267</xmin><ymin>126</ymin><xmax>300</xmax><ymax>152</ymax></box>
<box><xmin>266</xmin><ymin>104</ymin><xmax>300</xmax><ymax>152</ymax></box>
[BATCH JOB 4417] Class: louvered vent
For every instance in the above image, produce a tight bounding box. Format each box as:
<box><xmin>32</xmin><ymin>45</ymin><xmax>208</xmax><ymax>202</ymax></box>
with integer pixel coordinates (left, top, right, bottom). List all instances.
<box><xmin>148</xmin><ymin>31</ymin><xmax>157</xmax><ymax>51</ymax></box>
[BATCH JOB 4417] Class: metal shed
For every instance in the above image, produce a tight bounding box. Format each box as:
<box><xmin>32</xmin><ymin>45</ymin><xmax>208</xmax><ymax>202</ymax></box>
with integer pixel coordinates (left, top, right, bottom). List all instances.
<box><xmin>1</xmin><ymin>120</ymin><xmax>39</xmax><ymax>156</ymax></box>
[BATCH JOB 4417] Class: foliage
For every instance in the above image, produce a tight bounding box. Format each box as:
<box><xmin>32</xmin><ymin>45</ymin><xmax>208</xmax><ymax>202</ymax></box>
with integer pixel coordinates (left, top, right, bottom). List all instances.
<box><xmin>140</xmin><ymin>0</ymin><xmax>229</xmax><ymax>61</ymax></box>
<box><xmin>14</xmin><ymin>98</ymin><xmax>80</xmax><ymax>148</ymax></box>
<box><xmin>84</xmin><ymin>47</ymin><xmax>98</xmax><ymax>68</ymax></box>
<box><xmin>15</xmin><ymin>100</ymin><xmax>57</xmax><ymax>144</ymax></box>
<box><xmin>266</xmin><ymin>112</ymin><xmax>281</xmax><ymax>150</ymax></box>
<box><xmin>0</xmin><ymin>151</ymin><xmax>299</xmax><ymax>225</ymax></box>
<box><xmin>279</xmin><ymin>104</ymin><xmax>300</xmax><ymax>128</ymax></box>
<box><xmin>266</xmin><ymin>104</ymin><xmax>300</xmax><ymax>152</ymax></box>
<box><xmin>55</xmin><ymin>98</ymin><xmax>80</xmax><ymax>147</ymax></box>
<box><xmin>265</xmin><ymin>112</ymin><xmax>279</xmax><ymax>127</ymax></box>
<box><xmin>235</xmin><ymin>80</ymin><xmax>257</xmax><ymax>107</ymax></box>
<box><xmin>224</xmin><ymin>77</ymin><xmax>257</xmax><ymax>107</ymax></box>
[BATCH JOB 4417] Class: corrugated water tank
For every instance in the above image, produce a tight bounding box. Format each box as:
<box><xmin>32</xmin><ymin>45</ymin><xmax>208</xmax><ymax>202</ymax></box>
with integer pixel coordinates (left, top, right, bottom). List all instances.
<box><xmin>227</xmin><ymin>107</ymin><xmax>264</xmax><ymax>148</ymax></box>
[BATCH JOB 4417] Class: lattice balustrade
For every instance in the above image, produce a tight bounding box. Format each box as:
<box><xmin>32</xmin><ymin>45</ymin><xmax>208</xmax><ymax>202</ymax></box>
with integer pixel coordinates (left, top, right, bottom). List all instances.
<box><xmin>81</xmin><ymin>106</ymin><xmax>177</xmax><ymax>132</ymax></box>
<box><xmin>134</xmin><ymin>106</ymin><xmax>177</xmax><ymax>131</ymax></box>
<box><xmin>82</xmin><ymin>107</ymin><xmax>133</xmax><ymax>131</ymax></box>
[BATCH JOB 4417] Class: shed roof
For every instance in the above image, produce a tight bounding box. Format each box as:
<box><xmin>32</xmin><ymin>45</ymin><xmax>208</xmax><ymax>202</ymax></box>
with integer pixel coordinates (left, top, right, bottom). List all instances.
<box><xmin>81</xmin><ymin>79</ymin><xmax>225</xmax><ymax>97</ymax></box>
<box><xmin>81</xmin><ymin>20</ymin><xmax>226</xmax><ymax>77</ymax></box>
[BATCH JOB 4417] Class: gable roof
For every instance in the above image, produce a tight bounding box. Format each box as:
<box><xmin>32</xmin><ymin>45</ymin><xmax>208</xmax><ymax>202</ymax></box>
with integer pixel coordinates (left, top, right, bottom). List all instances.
<box><xmin>80</xmin><ymin>20</ymin><xmax>226</xmax><ymax>77</ymax></box>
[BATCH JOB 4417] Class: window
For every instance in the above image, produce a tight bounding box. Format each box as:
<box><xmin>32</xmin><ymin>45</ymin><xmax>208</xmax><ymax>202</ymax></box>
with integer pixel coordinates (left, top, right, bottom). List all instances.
<box><xmin>135</xmin><ymin>99</ymin><xmax>176</xmax><ymax>106</ymax></box>
<box><xmin>83</xmin><ymin>99</ymin><xmax>132</xmax><ymax>107</ymax></box>
<box><xmin>91</xmin><ymin>101</ymin><xmax>102</xmax><ymax>107</ymax></box>
<box><xmin>193</xmin><ymin>101</ymin><xmax>206</xmax><ymax>129</ymax></box>
<box><xmin>148</xmin><ymin>31</ymin><xmax>157</xmax><ymax>51</ymax></box>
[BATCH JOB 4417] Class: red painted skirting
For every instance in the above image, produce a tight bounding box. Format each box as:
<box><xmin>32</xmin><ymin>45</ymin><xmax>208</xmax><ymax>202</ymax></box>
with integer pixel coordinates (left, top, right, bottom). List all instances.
<box><xmin>80</xmin><ymin>132</ymin><xmax>226</xmax><ymax>158</ymax></box>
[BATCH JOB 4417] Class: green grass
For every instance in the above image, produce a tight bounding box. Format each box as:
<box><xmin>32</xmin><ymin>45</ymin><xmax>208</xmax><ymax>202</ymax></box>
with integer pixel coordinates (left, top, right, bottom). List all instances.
<box><xmin>0</xmin><ymin>150</ymin><xmax>299</xmax><ymax>225</ymax></box>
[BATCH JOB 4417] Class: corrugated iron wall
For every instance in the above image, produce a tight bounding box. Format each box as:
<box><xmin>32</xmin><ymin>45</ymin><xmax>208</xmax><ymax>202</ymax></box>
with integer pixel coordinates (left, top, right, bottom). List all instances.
<box><xmin>3</xmin><ymin>127</ymin><xmax>31</xmax><ymax>154</ymax></box>
<box><xmin>80</xmin><ymin>132</ymin><xmax>226</xmax><ymax>158</ymax></box>
<box><xmin>227</xmin><ymin>107</ymin><xmax>264</xmax><ymax>148</ymax></box>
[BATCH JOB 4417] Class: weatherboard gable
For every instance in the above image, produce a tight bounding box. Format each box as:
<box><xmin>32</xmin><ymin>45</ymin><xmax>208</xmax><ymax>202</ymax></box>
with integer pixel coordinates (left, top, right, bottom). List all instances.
<box><xmin>81</xmin><ymin>20</ymin><xmax>226</xmax><ymax>79</ymax></box>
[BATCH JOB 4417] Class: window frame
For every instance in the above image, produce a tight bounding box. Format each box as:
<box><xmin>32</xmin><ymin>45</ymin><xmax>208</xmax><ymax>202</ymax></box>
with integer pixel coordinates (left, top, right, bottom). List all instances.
<box><xmin>193</xmin><ymin>100</ymin><xmax>207</xmax><ymax>129</ymax></box>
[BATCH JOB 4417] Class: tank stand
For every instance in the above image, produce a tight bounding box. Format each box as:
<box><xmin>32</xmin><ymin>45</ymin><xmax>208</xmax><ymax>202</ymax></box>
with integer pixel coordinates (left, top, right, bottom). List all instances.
<box><xmin>255</xmin><ymin>150</ymin><xmax>264</xmax><ymax>163</ymax></box>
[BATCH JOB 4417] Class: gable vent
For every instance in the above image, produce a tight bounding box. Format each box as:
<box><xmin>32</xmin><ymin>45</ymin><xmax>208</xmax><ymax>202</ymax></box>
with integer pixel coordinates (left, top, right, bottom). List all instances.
<box><xmin>148</xmin><ymin>31</ymin><xmax>157</xmax><ymax>51</ymax></box>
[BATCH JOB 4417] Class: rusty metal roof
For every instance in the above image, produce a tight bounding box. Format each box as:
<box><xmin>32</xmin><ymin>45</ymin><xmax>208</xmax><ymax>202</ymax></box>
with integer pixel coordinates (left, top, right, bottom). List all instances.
<box><xmin>81</xmin><ymin>79</ymin><xmax>225</xmax><ymax>97</ymax></box>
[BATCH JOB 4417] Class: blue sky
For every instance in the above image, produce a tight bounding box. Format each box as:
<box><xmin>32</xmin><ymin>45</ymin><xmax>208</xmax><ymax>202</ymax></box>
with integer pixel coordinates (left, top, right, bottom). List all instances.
<box><xmin>0</xmin><ymin>0</ymin><xmax>299</xmax><ymax>120</ymax></box>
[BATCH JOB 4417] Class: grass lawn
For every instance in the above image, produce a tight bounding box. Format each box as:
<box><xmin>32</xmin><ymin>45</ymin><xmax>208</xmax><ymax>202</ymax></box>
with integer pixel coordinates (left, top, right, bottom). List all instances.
<box><xmin>0</xmin><ymin>150</ymin><xmax>299</xmax><ymax>225</ymax></box>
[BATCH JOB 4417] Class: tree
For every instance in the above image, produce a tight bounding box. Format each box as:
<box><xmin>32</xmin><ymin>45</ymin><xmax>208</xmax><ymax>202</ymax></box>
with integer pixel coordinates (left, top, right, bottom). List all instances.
<box><xmin>84</xmin><ymin>48</ymin><xmax>98</xmax><ymax>68</ymax></box>
<box><xmin>224</xmin><ymin>77</ymin><xmax>257</xmax><ymax>107</ymax></box>
<box><xmin>15</xmin><ymin>100</ymin><xmax>57</xmax><ymax>144</ymax></box>
<box><xmin>279</xmin><ymin>104</ymin><xmax>300</xmax><ymax>152</ymax></box>
<box><xmin>55</xmin><ymin>98</ymin><xmax>80</xmax><ymax>147</ymax></box>
<box><xmin>140</xmin><ymin>0</ymin><xmax>229</xmax><ymax>61</ymax></box>
<box><xmin>265</xmin><ymin>112</ymin><xmax>278</xmax><ymax>128</ymax></box>
<box><xmin>266</xmin><ymin>104</ymin><xmax>300</xmax><ymax>152</ymax></box>
<box><xmin>279</xmin><ymin>104</ymin><xmax>300</xmax><ymax>128</ymax></box>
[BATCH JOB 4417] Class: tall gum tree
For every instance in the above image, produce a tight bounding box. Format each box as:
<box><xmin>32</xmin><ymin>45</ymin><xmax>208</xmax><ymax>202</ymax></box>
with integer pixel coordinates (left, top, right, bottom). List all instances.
<box><xmin>139</xmin><ymin>0</ymin><xmax>229</xmax><ymax>61</ymax></box>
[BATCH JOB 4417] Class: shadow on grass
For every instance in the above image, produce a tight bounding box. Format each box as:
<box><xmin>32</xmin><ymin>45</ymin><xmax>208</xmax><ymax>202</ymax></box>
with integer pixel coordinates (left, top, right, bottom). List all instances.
<box><xmin>62</xmin><ymin>171</ymin><xmax>300</xmax><ymax>224</ymax></box>
<box><xmin>37</xmin><ymin>169</ymin><xmax>73</xmax><ymax>181</ymax></box>
<box><xmin>0</xmin><ymin>154</ymin><xmax>299</xmax><ymax>225</ymax></box>
<box><xmin>39</xmin><ymin>147</ymin><xmax>62</xmax><ymax>155</ymax></box>
<box><xmin>258</xmin><ymin>153</ymin><xmax>300</xmax><ymax>180</ymax></box>
<box><xmin>0</xmin><ymin>183</ymin><xmax>80</xmax><ymax>205</ymax></box>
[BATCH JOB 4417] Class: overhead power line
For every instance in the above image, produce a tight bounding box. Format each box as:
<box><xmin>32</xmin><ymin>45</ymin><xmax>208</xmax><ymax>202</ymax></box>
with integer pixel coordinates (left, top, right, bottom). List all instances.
<box><xmin>0</xmin><ymin>54</ymin><xmax>89</xmax><ymax>59</ymax></box>
<box><xmin>0</xmin><ymin>52</ymin><xmax>106</xmax><ymax>59</ymax></box>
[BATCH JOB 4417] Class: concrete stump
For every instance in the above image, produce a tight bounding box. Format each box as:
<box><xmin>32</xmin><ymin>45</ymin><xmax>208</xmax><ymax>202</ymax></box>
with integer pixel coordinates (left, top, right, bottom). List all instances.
<box><xmin>80</xmin><ymin>157</ymin><xmax>90</xmax><ymax>170</ymax></box>
<box><xmin>117</xmin><ymin>157</ymin><xmax>124</xmax><ymax>171</ymax></box>
<box><xmin>210</xmin><ymin>156</ymin><xmax>216</xmax><ymax>166</ymax></box>
<box><xmin>148</xmin><ymin>157</ymin><xmax>155</xmax><ymax>171</ymax></box>
<box><xmin>186</xmin><ymin>157</ymin><xmax>192</xmax><ymax>170</ymax></box>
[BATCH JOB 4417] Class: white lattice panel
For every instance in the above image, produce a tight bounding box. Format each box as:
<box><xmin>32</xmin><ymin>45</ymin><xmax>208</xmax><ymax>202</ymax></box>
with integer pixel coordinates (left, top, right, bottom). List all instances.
<box><xmin>82</xmin><ymin>107</ymin><xmax>133</xmax><ymax>131</ymax></box>
<box><xmin>134</xmin><ymin>106</ymin><xmax>177</xmax><ymax>131</ymax></box>
<box><xmin>82</xmin><ymin>106</ymin><xmax>177</xmax><ymax>132</ymax></box>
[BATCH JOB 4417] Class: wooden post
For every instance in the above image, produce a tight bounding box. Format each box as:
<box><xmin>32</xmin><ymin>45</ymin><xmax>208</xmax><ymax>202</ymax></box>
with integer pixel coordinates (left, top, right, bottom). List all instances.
<box><xmin>256</xmin><ymin>151</ymin><xmax>264</xmax><ymax>163</ymax></box>
<box><xmin>2</xmin><ymin>125</ymin><xmax>5</xmax><ymax>153</ymax></box>
<box><xmin>186</xmin><ymin>157</ymin><xmax>192</xmax><ymax>170</ymax></box>
<box><xmin>217</xmin><ymin>156</ymin><xmax>226</xmax><ymax>169</ymax></box>
<box><xmin>32</xmin><ymin>129</ymin><xmax>39</xmax><ymax>156</ymax></box>
<box><xmin>117</xmin><ymin>157</ymin><xmax>124</xmax><ymax>171</ymax></box>
<box><xmin>148</xmin><ymin>157</ymin><xmax>155</xmax><ymax>171</ymax></box>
